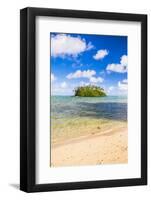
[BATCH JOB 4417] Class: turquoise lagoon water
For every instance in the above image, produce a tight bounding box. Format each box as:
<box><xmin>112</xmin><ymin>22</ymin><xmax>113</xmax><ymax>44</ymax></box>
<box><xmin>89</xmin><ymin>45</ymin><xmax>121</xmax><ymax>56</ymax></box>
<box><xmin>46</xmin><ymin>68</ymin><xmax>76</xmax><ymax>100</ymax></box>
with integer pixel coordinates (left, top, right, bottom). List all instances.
<box><xmin>51</xmin><ymin>96</ymin><xmax>127</xmax><ymax>122</ymax></box>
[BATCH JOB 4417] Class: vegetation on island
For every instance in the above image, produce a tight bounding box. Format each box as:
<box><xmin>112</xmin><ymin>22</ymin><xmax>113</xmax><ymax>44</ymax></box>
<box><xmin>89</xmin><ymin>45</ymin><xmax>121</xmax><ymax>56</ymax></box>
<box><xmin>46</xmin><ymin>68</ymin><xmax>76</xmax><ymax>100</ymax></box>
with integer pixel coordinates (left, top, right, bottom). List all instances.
<box><xmin>74</xmin><ymin>85</ymin><xmax>107</xmax><ymax>97</ymax></box>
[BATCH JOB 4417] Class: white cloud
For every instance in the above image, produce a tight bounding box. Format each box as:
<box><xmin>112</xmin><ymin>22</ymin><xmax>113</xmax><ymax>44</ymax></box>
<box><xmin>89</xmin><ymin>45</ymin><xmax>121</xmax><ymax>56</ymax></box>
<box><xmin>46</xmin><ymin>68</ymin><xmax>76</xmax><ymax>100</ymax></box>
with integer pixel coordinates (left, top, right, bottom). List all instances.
<box><xmin>108</xmin><ymin>86</ymin><xmax>115</xmax><ymax>91</ymax></box>
<box><xmin>89</xmin><ymin>76</ymin><xmax>104</xmax><ymax>83</ymax></box>
<box><xmin>51</xmin><ymin>82</ymin><xmax>75</xmax><ymax>95</ymax></box>
<box><xmin>107</xmin><ymin>86</ymin><xmax>115</xmax><ymax>95</ymax></box>
<box><xmin>106</xmin><ymin>55</ymin><xmax>128</xmax><ymax>73</ymax></box>
<box><xmin>86</xmin><ymin>42</ymin><xmax>94</xmax><ymax>51</ymax></box>
<box><xmin>79</xmin><ymin>81</ymin><xmax>90</xmax><ymax>86</ymax></box>
<box><xmin>66</xmin><ymin>69</ymin><xmax>104</xmax><ymax>86</ymax></box>
<box><xmin>122</xmin><ymin>79</ymin><xmax>128</xmax><ymax>84</ymax></box>
<box><xmin>51</xmin><ymin>73</ymin><xmax>56</xmax><ymax>82</ymax></box>
<box><xmin>120</xmin><ymin>55</ymin><xmax>128</xmax><ymax>66</ymax></box>
<box><xmin>118</xmin><ymin>79</ymin><xmax>128</xmax><ymax>91</ymax></box>
<box><xmin>60</xmin><ymin>81</ymin><xmax>67</xmax><ymax>89</ymax></box>
<box><xmin>66</xmin><ymin>70</ymin><xmax>96</xmax><ymax>79</ymax></box>
<box><xmin>106</xmin><ymin>64</ymin><xmax>126</xmax><ymax>73</ymax></box>
<box><xmin>93</xmin><ymin>49</ymin><xmax>109</xmax><ymax>60</ymax></box>
<box><xmin>51</xmin><ymin>34</ymin><xmax>94</xmax><ymax>57</ymax></box>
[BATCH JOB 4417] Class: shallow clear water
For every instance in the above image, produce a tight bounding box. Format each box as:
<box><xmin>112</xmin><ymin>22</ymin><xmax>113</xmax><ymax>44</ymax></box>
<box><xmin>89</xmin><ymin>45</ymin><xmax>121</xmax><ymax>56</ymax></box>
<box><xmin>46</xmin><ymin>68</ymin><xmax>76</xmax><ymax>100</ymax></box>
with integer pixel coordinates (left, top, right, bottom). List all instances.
<box><xmin>51</xmin><ymin>96</ymin><xmax>127</xmax><ymax>121</ymax></box>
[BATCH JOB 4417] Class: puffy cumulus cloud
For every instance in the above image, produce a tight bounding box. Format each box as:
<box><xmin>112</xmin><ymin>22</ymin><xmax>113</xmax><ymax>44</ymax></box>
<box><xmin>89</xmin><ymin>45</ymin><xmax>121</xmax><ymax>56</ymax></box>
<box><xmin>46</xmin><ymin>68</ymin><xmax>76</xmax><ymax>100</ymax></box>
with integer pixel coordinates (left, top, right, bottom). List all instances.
<box><xmin>106</xmin><ymin>55</ymin><xmax>128</xmax><ymax>73</ymax></box>
<box><xmin>89</xmin><ymin>76</ymin><xmax>104</xmax><ymax>83</ymax></box>
<box><xmin>51</xmin><ymin>73</ymin><xmax>56</xmax><ymax>82</ymax></box>
<box><xmin>106</xmin><ymin>64</ymin><xmax>125</xmax><ymax>73</ymax></box>
<box><xmin>118</xmin><ymin>79</ymin><xmax>128</xmax><ymax>91</ymax></box>
<box><xmin>120</xmin><ymin>55</ymin><xmax>128</xmax><ymax>67</ymax></box>
<box><xmin>51</xmin><ymin>34</ymin><xmax>94</xmax><ymax>57</ymax></box>
<box><xmin>66</xmin><ymin>70</ymin><xmax>96</xmax><ymax>79</ymax></box>
<box><xmin>79</xmin><ymin>81</ymin><xmax>90</xmax><ymax>86</ymax></box>
<box><xmin>51</xmin><ymin>82</ymin><xmax>70</xmax><ymax>95</ymax></box>
<box><xmin>60</xmin><ymin>81</ymin><xmax>67</xmax><ymax>89</ymax></box>
<box><xmin>66</xmin><ymin>69</ymin><xmax>104</xmax><ymax>86</ymax></box>
<box><xmin>93</xmin><ymin>49</ymin><xmax>109</xmax><ymax>60</ymax></box>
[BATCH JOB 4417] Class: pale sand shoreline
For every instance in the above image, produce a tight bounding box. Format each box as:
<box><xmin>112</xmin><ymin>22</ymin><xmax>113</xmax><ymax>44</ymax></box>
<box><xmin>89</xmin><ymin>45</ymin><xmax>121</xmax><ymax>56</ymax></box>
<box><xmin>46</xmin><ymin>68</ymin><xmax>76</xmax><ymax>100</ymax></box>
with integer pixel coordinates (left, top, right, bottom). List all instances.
<box><xmin>51</xmin><ymin>126</ymin><xmax>128</xmax><ymax>167</ymax></box>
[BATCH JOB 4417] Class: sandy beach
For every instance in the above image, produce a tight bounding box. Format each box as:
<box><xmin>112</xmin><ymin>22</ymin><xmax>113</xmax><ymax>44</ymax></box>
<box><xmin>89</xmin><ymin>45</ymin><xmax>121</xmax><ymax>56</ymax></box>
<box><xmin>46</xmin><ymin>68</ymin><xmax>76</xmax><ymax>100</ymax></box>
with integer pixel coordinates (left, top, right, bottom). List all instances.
<box><xmin>51</xmin><ymin>96</ymin><xmax>128</xmax><ymax>167</ymax></box>
<box><xmin>51</xmin><ymin>124</ymin><xmax>128</xmax><ymax>167</ymax></box>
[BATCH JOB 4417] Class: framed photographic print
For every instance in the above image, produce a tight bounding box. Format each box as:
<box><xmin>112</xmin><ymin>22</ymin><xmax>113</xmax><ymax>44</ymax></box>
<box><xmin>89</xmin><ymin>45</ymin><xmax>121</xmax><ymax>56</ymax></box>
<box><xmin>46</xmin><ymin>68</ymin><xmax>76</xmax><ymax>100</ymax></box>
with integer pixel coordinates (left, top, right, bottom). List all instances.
<box><xmin>20</xmin><ymin>7</ymin><xmax>147</xmax><ymax>192</ymax></box>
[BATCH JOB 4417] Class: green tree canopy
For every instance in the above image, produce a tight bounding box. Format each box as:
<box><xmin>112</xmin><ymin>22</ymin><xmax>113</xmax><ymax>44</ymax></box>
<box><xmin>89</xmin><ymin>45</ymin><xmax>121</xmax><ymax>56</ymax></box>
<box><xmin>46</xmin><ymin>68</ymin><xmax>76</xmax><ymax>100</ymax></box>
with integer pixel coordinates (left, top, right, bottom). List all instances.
<box><xmin>74</xmin><ymin>85</ymin><xmax>106</xmax><ymax>97</ymax></box>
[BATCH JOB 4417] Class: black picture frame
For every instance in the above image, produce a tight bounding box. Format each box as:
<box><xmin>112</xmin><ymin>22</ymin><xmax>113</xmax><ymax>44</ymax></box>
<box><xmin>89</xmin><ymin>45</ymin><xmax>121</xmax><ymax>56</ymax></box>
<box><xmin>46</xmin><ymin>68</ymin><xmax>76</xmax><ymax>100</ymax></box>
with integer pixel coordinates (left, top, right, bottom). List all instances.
<box><xmin>20</xmin><ymin>7</ymin><xmax>147</xmax><ymax>193</ymax></box>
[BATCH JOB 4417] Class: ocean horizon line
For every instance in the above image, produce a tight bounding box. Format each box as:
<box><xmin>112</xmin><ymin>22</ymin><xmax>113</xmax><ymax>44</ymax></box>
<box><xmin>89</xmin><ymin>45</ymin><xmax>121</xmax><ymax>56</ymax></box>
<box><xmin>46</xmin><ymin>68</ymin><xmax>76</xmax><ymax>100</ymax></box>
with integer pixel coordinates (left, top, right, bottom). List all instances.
<box><xmin>51</xmin><ymin>95</ymin><xmax>128</xmax><ymax>97</ymax></box>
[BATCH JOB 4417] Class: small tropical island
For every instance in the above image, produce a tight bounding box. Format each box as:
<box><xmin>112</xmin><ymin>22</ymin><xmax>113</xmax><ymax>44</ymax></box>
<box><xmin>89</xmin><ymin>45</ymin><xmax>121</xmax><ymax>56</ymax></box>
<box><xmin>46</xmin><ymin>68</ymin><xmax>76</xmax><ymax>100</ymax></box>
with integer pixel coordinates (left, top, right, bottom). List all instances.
<box><xmin>74</xmin><ymin>85</ymin><xmax>107</xmax><ymax>97</ymax></box>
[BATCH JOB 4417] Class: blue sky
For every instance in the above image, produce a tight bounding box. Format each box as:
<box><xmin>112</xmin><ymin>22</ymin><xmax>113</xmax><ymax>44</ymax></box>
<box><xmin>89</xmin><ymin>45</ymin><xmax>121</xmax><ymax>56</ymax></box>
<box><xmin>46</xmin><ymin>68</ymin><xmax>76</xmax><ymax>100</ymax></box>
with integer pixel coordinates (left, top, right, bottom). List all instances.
<box><xmin>50</xmin><ymin>33</ymin><xmax>127</xmax><ymax>96</ymax></box>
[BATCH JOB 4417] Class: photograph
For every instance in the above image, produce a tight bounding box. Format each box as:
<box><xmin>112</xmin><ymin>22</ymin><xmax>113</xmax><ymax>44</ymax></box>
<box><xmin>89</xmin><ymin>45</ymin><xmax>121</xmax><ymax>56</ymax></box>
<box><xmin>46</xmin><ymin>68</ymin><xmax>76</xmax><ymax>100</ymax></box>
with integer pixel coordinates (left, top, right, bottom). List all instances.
<box><xmin>50</xmin><ymin>32</ymin><xmax>128</xmax><ymax>167</ymax></box>
<box><xmin>20</xmin><ymin>7</ymin><xmax>147</xmax><ymax>192</ymax></box>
